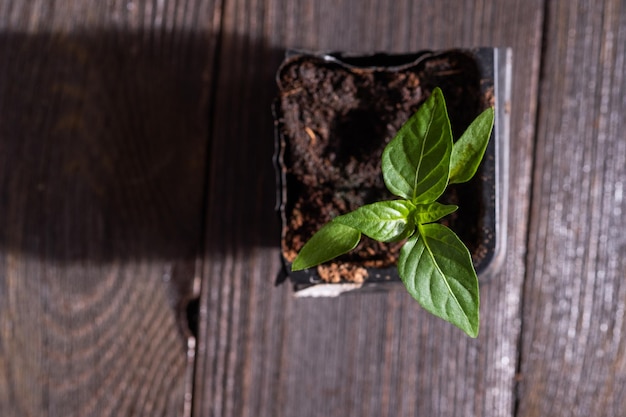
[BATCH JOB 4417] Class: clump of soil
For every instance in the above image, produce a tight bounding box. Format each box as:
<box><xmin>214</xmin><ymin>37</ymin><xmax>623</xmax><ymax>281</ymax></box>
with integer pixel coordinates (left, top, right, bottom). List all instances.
<box><xmin>275</xmin><ymin>50</ymin><xmax>492</xmax><ymax>283</ymax></box>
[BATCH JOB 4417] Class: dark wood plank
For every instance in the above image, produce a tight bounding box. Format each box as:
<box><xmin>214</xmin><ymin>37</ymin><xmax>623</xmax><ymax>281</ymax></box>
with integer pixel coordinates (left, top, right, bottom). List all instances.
<box><xmin>518</xmin><ymin>1</ymin><xmax>626</xmax><ymax>416</ymax></box>
<box><xmin>194</xmin><ymin>1</ymin><xmax>543</xmax><ymax>416</ymax></box>
<box><xmin>0</xmin><ymin>1</ymin><xmax>220</xmax><ymax>416</ymax></box>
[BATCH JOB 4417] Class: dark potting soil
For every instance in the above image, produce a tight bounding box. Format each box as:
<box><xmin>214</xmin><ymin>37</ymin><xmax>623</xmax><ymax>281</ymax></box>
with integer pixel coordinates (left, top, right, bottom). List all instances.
<box><xmin>276</xmin><ymin>50</ymin><xmax>494</xmax><ymax>283</ymax></box>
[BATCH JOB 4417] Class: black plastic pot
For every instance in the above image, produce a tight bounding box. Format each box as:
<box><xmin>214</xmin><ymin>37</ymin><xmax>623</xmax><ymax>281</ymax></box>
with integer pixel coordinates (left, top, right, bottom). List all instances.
<box><xmin>274</xmin><ymin>48</ymin><xmax>510</xmax><ymax>295</ymax></box>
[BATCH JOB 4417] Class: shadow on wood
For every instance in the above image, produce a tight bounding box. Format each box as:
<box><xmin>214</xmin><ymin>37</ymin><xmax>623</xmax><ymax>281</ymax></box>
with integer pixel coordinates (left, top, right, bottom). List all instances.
<box><xmin>201</xmin><ymin>34</ymin><xmax>286</xmax><ymax>255</ymax></box>
<box><xmin>0</xmin><ymin>31</ymin><xmax>210</xmax><ymax>263</ymax></box>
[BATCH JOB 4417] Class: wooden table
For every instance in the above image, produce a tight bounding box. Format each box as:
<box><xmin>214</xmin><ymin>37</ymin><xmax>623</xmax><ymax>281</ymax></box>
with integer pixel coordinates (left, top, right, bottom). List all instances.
<box><xmin>1</xmin><ymin>1</ymin><xmax>624</xmax><ymax>416</ymax></box>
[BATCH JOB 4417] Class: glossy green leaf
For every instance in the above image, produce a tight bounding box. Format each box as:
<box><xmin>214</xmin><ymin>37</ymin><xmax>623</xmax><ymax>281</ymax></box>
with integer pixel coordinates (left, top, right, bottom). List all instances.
<box><xmin>413</xmin><ymin>202</ymin><xmax>458</xmax><ymax>224</ymax></box>
<box><xmin>333</xmin><ymin>200</ymin><xmax>416</xmax><ymax>242</ymax></box>
<box><xmin>449</xmin><ymin>107</ymin><xmax>494</xmax><ymax>184</ymax></box>
<box><xmin>290</xmin><ymin>87</ymin><xmax>487</xmax><ymax>336</ymax></box>
<box><xmin>398</xmin><ymin>223</ymin><xmax>480</xmax><ymax>337</ymax></box>
<box><xmin>291</xmin><ymin>221</ymin><xmax>361</xmax><ymax>271</ymax></box>
<box><xmin>381</xmin><ymin>87</ymin><xmax>453</xmax><ymax>203</ymax></box>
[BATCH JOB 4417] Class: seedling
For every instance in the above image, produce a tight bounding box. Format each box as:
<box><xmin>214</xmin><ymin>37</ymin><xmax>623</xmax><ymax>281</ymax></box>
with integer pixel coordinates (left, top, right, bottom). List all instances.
<box><xmin>291</xmin><ymin>88</ymin><xmax>494</xmax><ymax>338</ymax></box>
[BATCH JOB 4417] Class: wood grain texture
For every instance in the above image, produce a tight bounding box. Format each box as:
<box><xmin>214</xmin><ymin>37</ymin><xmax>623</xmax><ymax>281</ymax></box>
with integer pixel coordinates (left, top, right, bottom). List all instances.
<box><xmin>12</xmin><ymin>1</ymin><xmax>626</xmax><ymax>416</ymax></box>
<box><xmin>0</xmin><ymin>1</ymin><xmax>221</xmax><ymax>416</ymax></box>
<box><xmin>518</xmin><ymin>1</ymin><xmax>626</xmax><ymax>416</ymax></box>
<box><xmin>194</xmin><ymin>1</ymin><xmax>542</xmax><ymax>416</ymax></box>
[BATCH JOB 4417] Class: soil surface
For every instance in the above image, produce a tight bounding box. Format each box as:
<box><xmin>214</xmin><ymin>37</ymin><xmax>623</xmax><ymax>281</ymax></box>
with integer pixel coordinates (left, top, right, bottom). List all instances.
<box><xmin>276</xmin><ymin>50</ymin><xmax>493</xmax><ymax>283</ymax></box>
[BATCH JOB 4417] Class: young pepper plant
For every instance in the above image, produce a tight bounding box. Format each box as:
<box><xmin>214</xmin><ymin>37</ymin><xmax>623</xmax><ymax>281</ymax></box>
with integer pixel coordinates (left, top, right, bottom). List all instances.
<box><xmin>291</xmin><ymin>87</ymin><xmax>494</xmax><ymax>338</ymax></box>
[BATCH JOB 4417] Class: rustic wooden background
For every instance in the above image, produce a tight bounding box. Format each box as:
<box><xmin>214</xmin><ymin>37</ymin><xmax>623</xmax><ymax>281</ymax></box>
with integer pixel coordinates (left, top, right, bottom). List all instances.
<box><xmin>0</xmin><ymin>1</ymin><xmax>624</xmax><ymax>416</ymax></box>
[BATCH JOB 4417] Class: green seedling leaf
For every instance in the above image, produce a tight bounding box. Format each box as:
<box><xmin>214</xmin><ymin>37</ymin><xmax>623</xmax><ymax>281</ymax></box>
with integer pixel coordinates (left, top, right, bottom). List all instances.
<box><xmin>291</xmin><ymin>221</ymin><xmax>361</xmax><ymax>271</ymax></box>
<box><xmin>449</xmin><ymin>107</ymin><xmax>494</xmax><ymax>184</ymax></box>
<box><xmin>333</xmin><ymin>200</ymin><xmax>416</xmax><ymax>242</ymax></box>
<box><xmin>413</xmin><ymin>202</ymin><xmax>458</xmax><ymax>224</ymax></box>
<box><xmin>381</xmin><ymin>87</ymin><xmax>453</xmax><ymax>203</ymax></box>
<box><xmin>290</xmin><ymin>86</ymin><xmax>488</xmax><ymax>336</ymax></box>
<box><xmin>398</xmin><ymin>223</ymin><xmax>480</xmax><ymax>338</ymax></box>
